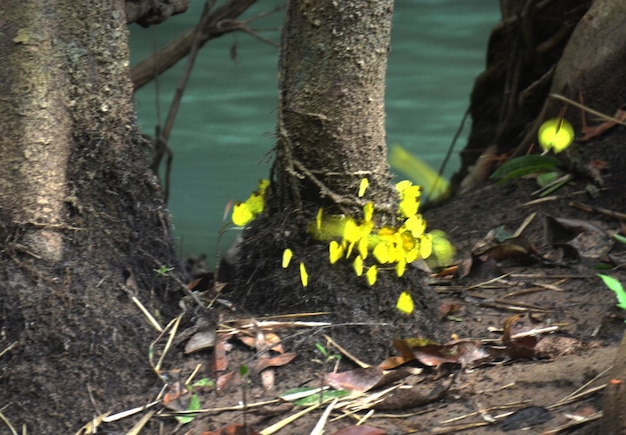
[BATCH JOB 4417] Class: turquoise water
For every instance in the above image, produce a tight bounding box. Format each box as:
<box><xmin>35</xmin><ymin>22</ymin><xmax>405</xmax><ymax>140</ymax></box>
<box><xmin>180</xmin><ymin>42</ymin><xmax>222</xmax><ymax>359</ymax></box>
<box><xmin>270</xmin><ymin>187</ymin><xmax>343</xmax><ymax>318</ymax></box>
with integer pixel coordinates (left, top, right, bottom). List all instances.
<box><xmin>129</xmin><ymin>1</ymin><xmax>499</xmax><ymax>264</ymax></box>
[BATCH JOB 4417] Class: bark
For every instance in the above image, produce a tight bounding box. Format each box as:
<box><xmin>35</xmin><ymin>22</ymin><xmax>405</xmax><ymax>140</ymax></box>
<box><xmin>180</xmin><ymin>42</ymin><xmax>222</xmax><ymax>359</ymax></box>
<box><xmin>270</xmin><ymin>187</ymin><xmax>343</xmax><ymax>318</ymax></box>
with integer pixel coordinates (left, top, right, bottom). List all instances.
<box><xmin>271</xmin><ymin>0</ymin><xmax>396</xmax><ymax>221</ymax></box>
<box><xmin>126</xmin><ymin>0</ymin><xmax>190</xmax><ymax>26</ymax></box>
<box><xmin>0</xmin><ymin>1</ymin><xmax>181</xmax><ymax>431</ymax></box>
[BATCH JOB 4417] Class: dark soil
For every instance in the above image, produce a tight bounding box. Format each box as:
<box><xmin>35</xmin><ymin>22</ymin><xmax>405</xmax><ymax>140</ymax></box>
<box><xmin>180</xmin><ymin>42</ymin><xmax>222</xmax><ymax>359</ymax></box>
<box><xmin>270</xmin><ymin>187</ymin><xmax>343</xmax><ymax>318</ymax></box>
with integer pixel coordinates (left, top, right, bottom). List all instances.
<box><xmin>62</xmin><ymin>147</ymin><xmax>626</xmax><ymax>434</ymax></box>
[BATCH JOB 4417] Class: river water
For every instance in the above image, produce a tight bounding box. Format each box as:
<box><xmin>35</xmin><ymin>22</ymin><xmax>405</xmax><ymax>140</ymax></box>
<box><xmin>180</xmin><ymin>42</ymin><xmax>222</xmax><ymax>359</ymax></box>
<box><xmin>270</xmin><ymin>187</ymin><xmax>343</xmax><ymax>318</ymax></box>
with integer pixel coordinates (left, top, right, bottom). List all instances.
<box><xmin>129</xmin><ymin>1</ymin><xmax>499</xmax><ymax>264</ymax></box>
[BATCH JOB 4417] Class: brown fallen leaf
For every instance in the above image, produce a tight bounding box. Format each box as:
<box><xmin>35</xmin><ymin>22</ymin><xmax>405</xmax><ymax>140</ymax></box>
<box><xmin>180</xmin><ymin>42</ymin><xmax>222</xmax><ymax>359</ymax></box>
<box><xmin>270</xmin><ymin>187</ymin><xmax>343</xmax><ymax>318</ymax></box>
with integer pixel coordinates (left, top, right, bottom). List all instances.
<box><xmin>238</xmin><ymin>331</ymin><xmax>284</xmax><ymax>353</ymax></box>
<box><xmin>378</xmin><ymin>355</ymin><xmax>412</xmax><ymax>370</ymax></box>
<box><xmin>501</xmin><ymin>314</ymin><xmax>538</xmax><ymax>359</ymax></box>
<box><xmin>325</xmin><ymin>366</ymin><xmax>412</xmax><ymax>393</ymax></box>
<box><xmin>184</xmin><ymin>328</ymin><xmax>216</xmax><ymax>354</ymax></box>
<box><xmin>437</xmin><ymin>302</ymin><xmax>463</xmax><ymax>320</ymax></box>
<box><xmin>579</xmin><ymin>106</ymin><xmax>626</xmax><ymax>142</ymax></box>
<box><xmin>473</xmin><ymin>236</ymin><xmax>537</xmax><ymax>262</ymax></box>
<box><xmin>394</xmin><ymin>338</ymin><xmax>490</xmax><ymax>368</ymax></box>
<box><xmin>161</xmin><ymin>370</ymin><xmax>190</xmax><ymax>411</ymax></box>
<box><xmin>330</xmin><ymin>425</ymin><xmax>387</xmax><ymax>435</ymax></box>
<box><xmin>372</xmin><ymin>372</ymin><xmax>457</xmax><ymax>411</ymax></box>
<box><xmin>543</xmin><ymin>215</ymin><xmax>612</xmax><ymax>259</ymax></box>
<box><xmin>210</xmin><ymin>332</ymin><xmax>230</xmax><ymax>373</ymax></box>
<box><xmin>250</xmin><ymin>352</ymin><xmax>297</xmax><ymax>373</ymax></box>
<box><xmin>199</xmin><ymin>424</ymin><xmax>261</xmax><ymax>435</ymax></box>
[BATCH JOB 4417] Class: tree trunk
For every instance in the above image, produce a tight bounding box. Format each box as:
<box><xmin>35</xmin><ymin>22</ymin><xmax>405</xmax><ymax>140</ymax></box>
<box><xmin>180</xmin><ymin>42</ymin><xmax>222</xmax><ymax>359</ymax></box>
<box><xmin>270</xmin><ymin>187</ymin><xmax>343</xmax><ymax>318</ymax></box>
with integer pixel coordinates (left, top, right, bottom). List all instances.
<box><xmin>231</xmin><ymin>0</ymin><xmax>441</xmax><ymax>363</ymax></box>
<box><xmin>0</xmin><ymin>1</ymin><xmax>181</xmax><ymax>431</ymax></box>
<box><xmin>271</xmin><ymin>0</ymin><xmax>397</xmax><ymax>218</ymax></box>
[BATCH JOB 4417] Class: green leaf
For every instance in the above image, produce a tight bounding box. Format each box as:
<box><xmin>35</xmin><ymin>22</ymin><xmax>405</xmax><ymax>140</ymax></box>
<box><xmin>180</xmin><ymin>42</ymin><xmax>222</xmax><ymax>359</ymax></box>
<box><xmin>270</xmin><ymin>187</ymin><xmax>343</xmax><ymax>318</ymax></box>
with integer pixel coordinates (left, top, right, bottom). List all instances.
<box><xmin>279</xmin><ymin>387</ymin><xmax>319</xmax><ymax>400</ymax></box>
<box><xmin>490</xmin><ymin>155</ymin><xmax>562</xmax><ymax>183</ymax></box>
<box><xmin>612</xmin><ymin>233</ymin><xmax>626</xmax><ymax>245</ymax></box>
<box><xmin>294</xmin><ymin>389</ymin><xmax>349</xmax><ymax>406</ymax></box>
<box><xmin>597</xmin><ymin>274</ymin><xmax>626</xmax><ymax>310</ymax></box>
<box><xmin>536</xmin><ymin>171</ymin><xmax>563</xmax><ymax>187</ymax></box>
<box><xmin>176</xmin><ymin>393</ymin><xmax>200</xmax><ymax>424</ymax></box>
<box><xmin>239</xmin><ymin>364</ymin><xmax>249</xmax><ymax>377</ymax></box>
<box><xmin>315</xmin><ymin>343</ymin><xmax>328</xmax><ymax>358</ymax></box>
<box><xmin>190</xmin><ymin>378</ymin><xmax>215</xmax><ymax>389</ymax></box>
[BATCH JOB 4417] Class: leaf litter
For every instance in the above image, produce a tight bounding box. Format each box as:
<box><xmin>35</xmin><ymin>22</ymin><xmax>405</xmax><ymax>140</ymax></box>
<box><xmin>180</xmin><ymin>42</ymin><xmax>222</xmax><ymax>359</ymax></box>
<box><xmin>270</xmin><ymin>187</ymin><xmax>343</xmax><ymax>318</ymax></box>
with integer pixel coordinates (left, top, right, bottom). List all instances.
<box><xmin>74</xmin><ymin>176</ymin><xmax>626</xmax><ymax>434</ymax></box>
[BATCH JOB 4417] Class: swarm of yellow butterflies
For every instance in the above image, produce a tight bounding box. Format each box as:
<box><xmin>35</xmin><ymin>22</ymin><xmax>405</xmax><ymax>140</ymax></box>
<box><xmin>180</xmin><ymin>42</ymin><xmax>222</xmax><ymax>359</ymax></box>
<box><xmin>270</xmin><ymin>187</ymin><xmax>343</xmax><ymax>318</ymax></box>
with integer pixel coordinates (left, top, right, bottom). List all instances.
<box><xmin>232</xmin><ymin>177</ymin><xmax>455</xmax><ymax>315</ymax></box>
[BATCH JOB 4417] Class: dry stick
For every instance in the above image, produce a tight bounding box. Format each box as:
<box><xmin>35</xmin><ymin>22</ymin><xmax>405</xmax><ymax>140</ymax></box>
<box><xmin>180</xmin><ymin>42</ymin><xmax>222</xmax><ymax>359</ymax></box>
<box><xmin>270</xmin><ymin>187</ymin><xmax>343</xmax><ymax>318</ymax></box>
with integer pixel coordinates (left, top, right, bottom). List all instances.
<box><xmin>0</xmin><ymin>341</ymin><xmax>17</xmax><ymax>359</ymax></box>
<box><xmin>156</xmin><ymin>0</ymin><xmax>215</xmax><ymax>202</ymax></box>
<box><xmin>570</xmin><ymin>200</ymin><xmax>626</xmax><ymax>221</ymax></box>
<box><xmin>432</xmin><ymin>107</ymin><xmax>469</xmax><ymax>202</ymax></box>
<box><xmin>541</xmin><ymin>411</ymin><xmax>603</xmax><ymax>435</ymax></box>
<box><xmin>549</xmin><ymin>93</ymin><xmax>626</xmax><ymax>127</ymax></box>
<box><xmin>277</xmin><ymin>112</ymin><xmax>392</xmax><ymax>215</ymax></box>
<box><xmin>126</xmin><ymin>410</ymin><xmax>156</xmax><ymax>435</ymax></box>
<box><xmin>276</xmin><ymin>121</ymin><xmax>304</xmax><ymax>213</ymax></box>
<box><xmin>217</xmin><ymin>4</ymin><xmax>284</xmax><ymax>48</ymax></box>
<box><xmin>0</xmin><ymin>410</ymin><xmax>17</xmax><ymax>435</ymax></box>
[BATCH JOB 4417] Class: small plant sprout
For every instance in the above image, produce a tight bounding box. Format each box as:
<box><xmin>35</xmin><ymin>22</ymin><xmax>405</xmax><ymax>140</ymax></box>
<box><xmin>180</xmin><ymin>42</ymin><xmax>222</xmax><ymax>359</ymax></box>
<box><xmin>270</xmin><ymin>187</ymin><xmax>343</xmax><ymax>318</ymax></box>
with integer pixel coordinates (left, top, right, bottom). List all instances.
<box><xmin>154</xmin><ymin>265</ymin><xmax>174</xmax><ymax>277</ymax></box>
<box><xmin>313</xmin><ymin>343</ymin><xmax>341</xmax><ymax>363</ymax></box>
<box><xmin>312</xmin><ymin>343</ymin><xmax>342</xmax><ymax>406</ymax></box>
<box><xmin>238</xmin><ymin>364</ymin><xmax>251</xmax><ymax>429</ymax></box>
<box><xmin>597</xmin><ymin>274</ymin><xmax>626</xmax><ymax>316</ymax></box>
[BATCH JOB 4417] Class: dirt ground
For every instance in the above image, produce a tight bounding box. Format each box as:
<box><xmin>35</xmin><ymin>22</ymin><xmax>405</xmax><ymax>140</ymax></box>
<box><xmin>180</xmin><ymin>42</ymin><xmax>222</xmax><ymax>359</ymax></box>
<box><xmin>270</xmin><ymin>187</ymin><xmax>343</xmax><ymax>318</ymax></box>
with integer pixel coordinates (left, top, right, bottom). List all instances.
<box><xmin>82</xmin><ymin>154</ymin><xmax>626</xmax><ymax>435</ymax></box>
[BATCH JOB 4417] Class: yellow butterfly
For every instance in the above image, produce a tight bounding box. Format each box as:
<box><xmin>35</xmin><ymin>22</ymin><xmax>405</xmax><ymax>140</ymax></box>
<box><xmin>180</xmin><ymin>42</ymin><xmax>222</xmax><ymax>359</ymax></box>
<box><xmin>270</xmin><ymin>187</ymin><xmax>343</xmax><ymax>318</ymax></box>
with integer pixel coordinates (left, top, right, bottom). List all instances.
<box><xmin>396</xmin><ymin>290</ymin><xmax>414</xmax><ymax>314</ymax></box>
<box><xmin>538</xmin><ymin>118</ymin><xmax>574</xmax><ymax>153</ymax></box>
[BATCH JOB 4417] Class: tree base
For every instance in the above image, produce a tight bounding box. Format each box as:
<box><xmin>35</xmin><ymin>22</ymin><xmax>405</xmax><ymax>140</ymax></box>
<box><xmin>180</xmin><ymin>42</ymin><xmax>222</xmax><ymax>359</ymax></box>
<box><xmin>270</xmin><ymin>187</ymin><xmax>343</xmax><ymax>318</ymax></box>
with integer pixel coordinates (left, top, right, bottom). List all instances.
<box><xmin>229</xmin><ymin>212</ymin><xmax>443</xmax><ymax>364</ymax></box>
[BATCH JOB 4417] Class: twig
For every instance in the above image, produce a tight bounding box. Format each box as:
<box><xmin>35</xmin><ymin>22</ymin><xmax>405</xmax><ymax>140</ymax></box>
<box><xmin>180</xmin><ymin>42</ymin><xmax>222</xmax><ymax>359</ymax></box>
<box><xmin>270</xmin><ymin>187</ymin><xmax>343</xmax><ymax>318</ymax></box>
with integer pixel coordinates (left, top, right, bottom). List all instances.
<box><xmin>323</xmin><ymin>334</ymin><xmax>369</xmax><ymax>368</ymax></box>
<box><xmin>311</xmin><ymin>398</ymin><xmax>338</xmax><ymax>435</ymax></box>
<box><xmin>260</xmin><ymin>403</ymin><xmax>320</xmax><ymax>435</ymax></box>
<box><xmin>131</xmin><ymin>0</ymin><xmax>257</xmax><ymax>89</ymax></box>
<box><xmin>541</xmin><ymin>411</ymin><xmax>602</xmax><ymax>434</ymax></box>
<box><xmin>153</xmin><ymin>1</ymin><xmax>215</xmax><ymax>202</ymax></box>
<box><xmin>154</xmin><ymin>313</ymin><xmax>182</xmax><ymax>373</ymax></box>
<box><xmin>0</xmin><ymin>341</ymin><xmax>17</xmax><ymax>359</ymax></box>
<box><xmin>0</xmin><ymin>410</ymin><xmax>17</xmax><ymax>435</ymax></box>
<box><xmin>549</xmin><ymin>93</ymin><xmax>626</xmax><ymax>127</ymax></box>
<box><xmin>570</xmin><ymin>201</ymin><xmax>626</xmax><ymax>220</ymax></box>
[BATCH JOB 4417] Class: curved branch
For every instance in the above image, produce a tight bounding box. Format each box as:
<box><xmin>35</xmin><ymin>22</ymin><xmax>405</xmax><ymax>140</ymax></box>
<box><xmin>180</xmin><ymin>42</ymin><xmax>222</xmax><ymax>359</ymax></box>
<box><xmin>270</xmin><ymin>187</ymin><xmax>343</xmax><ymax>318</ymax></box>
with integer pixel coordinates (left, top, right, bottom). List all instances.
<box><xmin>131</xmin><ymin>0</ymin><xmax>257</xmax><ymax>90</ymax></box>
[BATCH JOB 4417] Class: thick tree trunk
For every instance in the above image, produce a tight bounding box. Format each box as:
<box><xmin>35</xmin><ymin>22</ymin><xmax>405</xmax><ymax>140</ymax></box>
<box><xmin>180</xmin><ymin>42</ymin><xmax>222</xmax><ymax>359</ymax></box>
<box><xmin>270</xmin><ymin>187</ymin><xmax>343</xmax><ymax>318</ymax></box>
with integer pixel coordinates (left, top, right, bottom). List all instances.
<box><xmin>231</xmin><ymin>0</ymin><xmax>440</xmax><ymax>363</ymax></box>
<box><xmin>0</xmin><ymin>1</ymin><xmax>181</xmax><ymax>431</ymax></box>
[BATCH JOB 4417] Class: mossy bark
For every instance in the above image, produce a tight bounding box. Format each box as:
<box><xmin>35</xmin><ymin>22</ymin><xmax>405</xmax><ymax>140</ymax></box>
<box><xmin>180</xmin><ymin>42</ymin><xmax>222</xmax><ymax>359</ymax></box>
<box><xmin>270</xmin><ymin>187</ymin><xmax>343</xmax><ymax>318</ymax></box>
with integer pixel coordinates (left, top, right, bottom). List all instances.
<box><xmin>0</xmin><ymin>1</ymin><xmax>181</xmax><ymax>431</ymax></box>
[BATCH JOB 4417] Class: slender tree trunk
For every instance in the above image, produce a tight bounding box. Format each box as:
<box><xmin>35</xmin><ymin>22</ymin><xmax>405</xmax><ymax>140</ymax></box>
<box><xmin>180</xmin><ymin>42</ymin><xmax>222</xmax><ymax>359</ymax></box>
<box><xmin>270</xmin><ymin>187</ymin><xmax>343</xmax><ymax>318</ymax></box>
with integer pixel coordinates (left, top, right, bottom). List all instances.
<box><xmin>0</xmin><ymin>1</ymin><xmax>181</xmax><ymax>431</ymax></box>
<box><xmin>232</xmin><ymin>0</ymin><xmax>440</xmax><ymax>362</ymax></box>
<box><xmin>271</xmin><ymin>0</ymin><xmax>397</xmax><ymax>221</ymax></box>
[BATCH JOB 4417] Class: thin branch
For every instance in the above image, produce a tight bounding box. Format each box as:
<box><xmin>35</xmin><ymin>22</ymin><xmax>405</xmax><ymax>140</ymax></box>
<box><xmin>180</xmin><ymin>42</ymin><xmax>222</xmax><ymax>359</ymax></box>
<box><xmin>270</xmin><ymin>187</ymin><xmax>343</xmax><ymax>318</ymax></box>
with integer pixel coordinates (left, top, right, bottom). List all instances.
<box><xmin>131</xmin><ymin>0</ymin><xmax>281</xmax><ymax>90</ymax></box>
<box><xmin>549</xmin><ymin>93</ymin><xmax>626</xmax><ymax>127</ymax></box>
<box><xmin>151</xmin><ymin>1</ymin><xmax>215</xmax><ymax>201</ymax></box>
